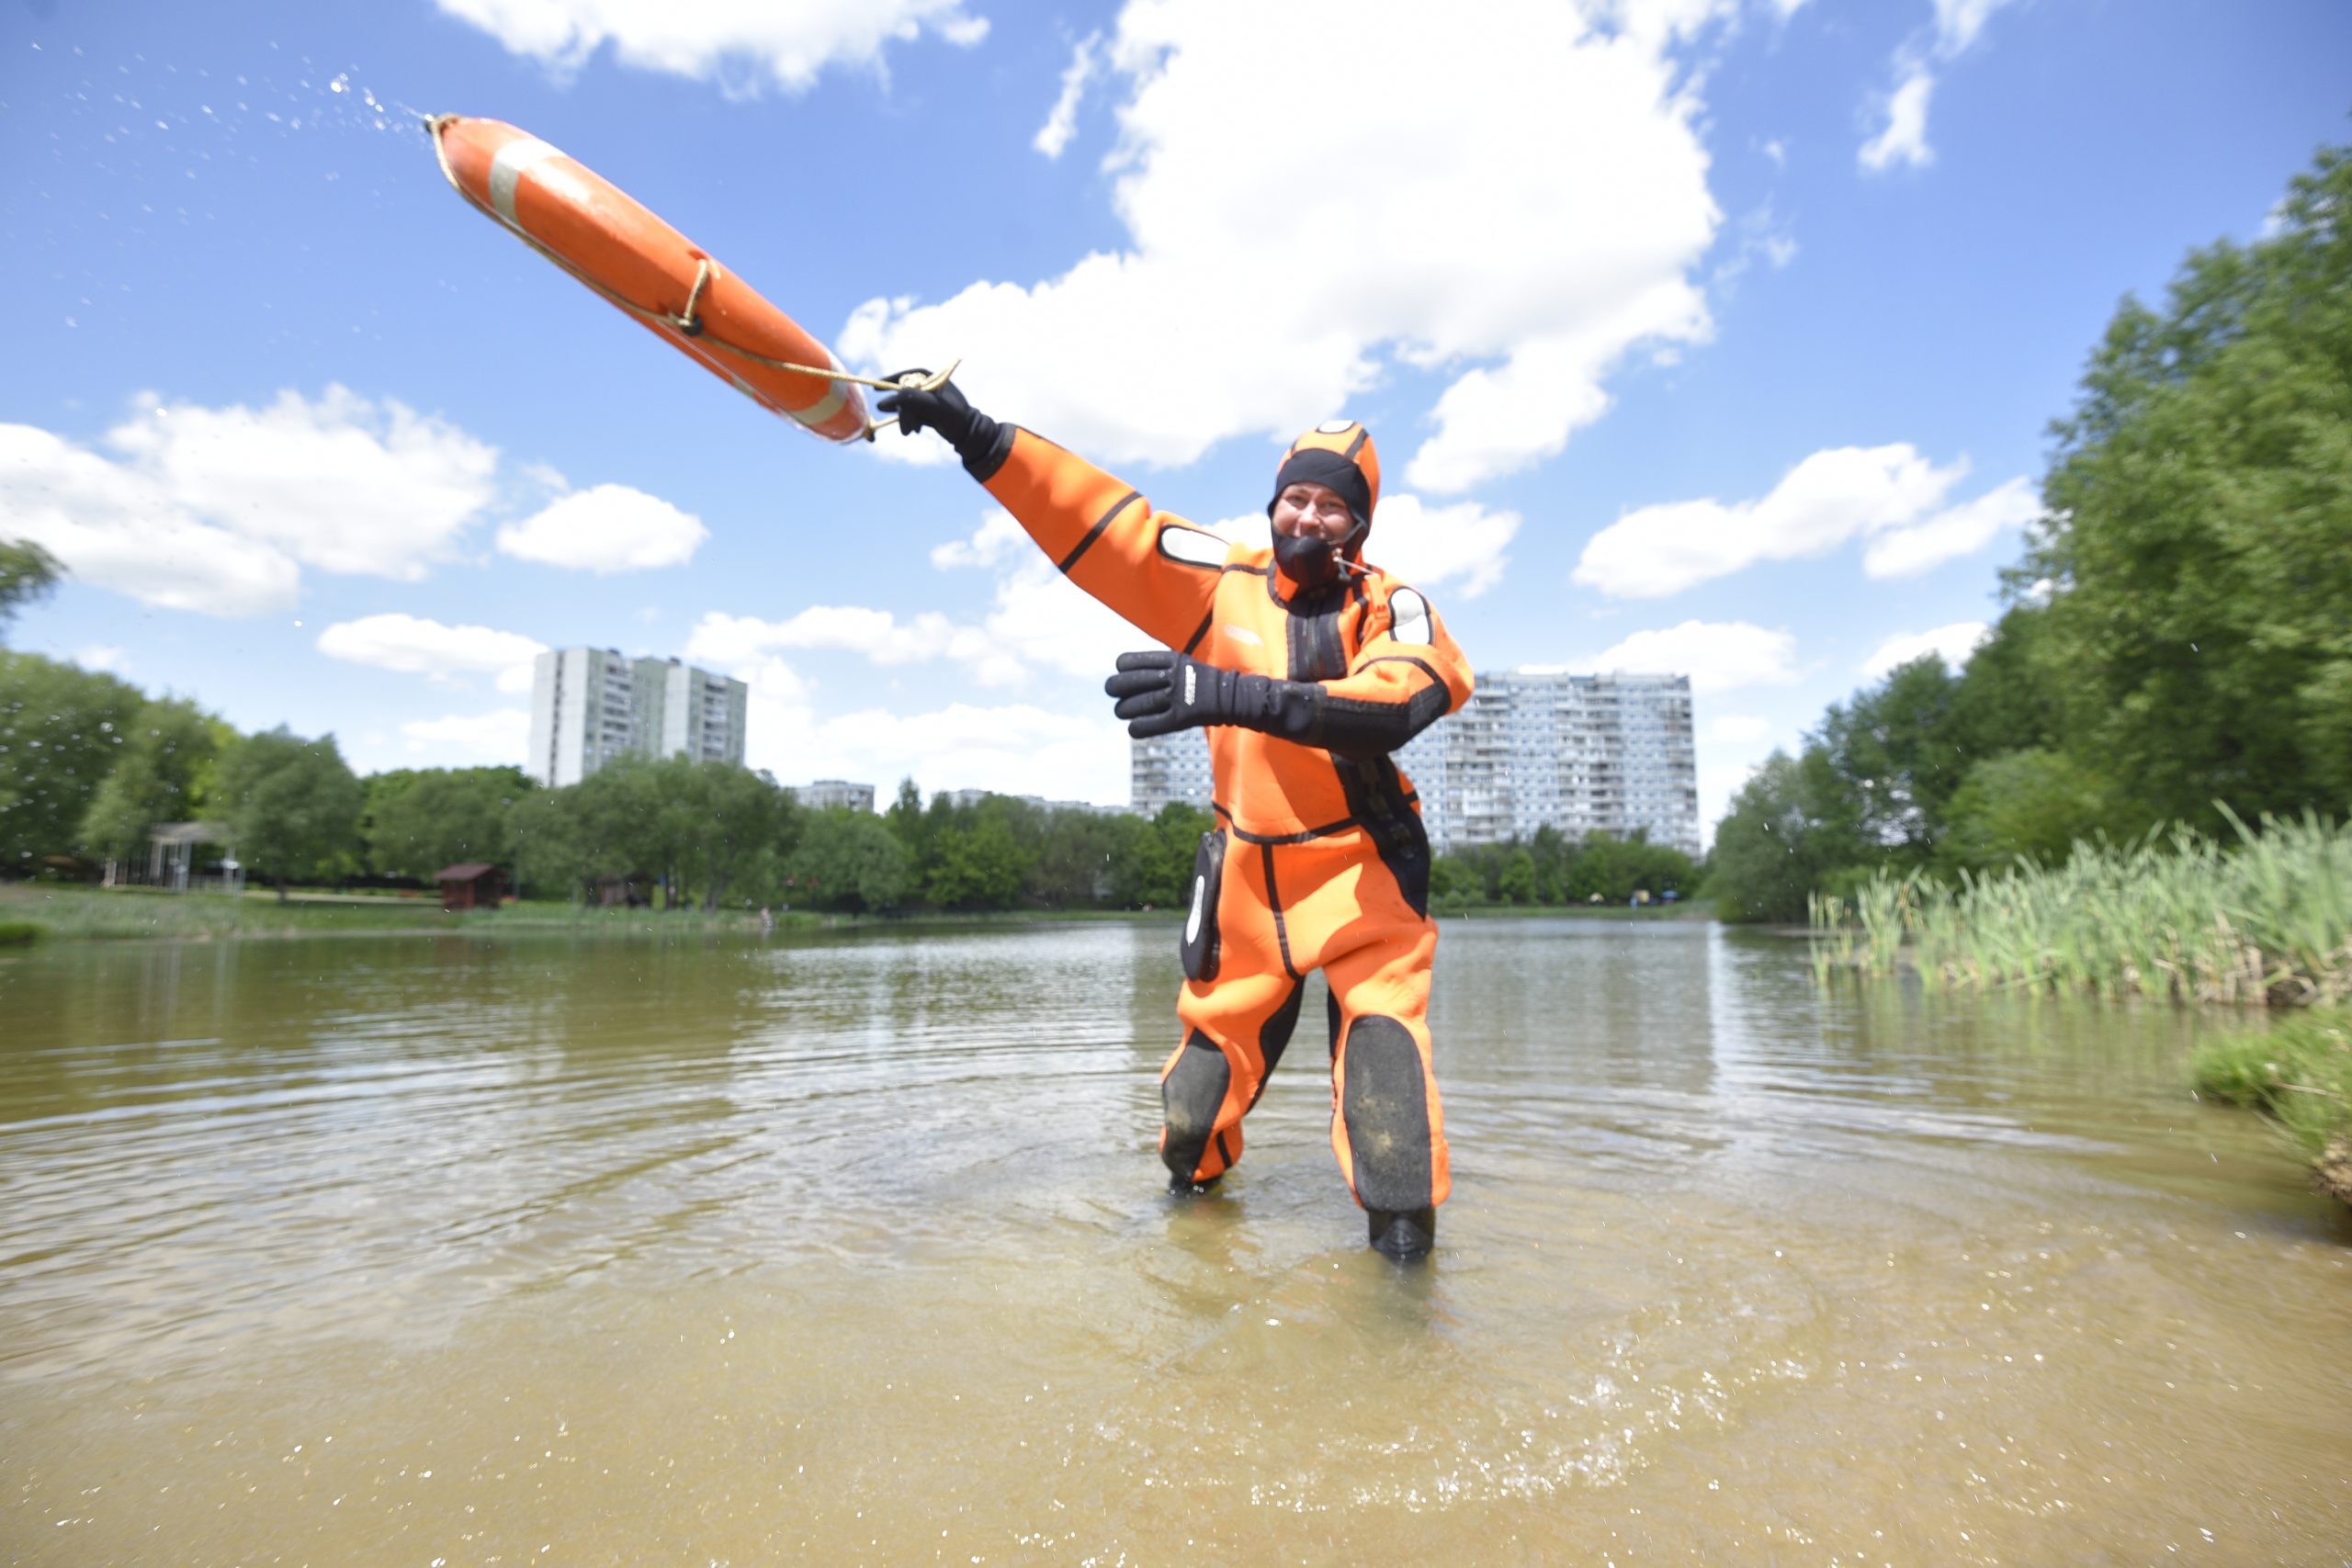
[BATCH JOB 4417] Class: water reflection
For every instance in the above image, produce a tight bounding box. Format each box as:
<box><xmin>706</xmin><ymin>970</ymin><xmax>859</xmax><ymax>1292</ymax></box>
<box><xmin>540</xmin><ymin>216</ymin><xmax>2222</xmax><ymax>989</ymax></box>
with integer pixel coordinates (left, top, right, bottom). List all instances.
<box><xmin>2</xmin><ymin>921</ymin><xmax>2347</xmax><ymax>1563</ymax></box>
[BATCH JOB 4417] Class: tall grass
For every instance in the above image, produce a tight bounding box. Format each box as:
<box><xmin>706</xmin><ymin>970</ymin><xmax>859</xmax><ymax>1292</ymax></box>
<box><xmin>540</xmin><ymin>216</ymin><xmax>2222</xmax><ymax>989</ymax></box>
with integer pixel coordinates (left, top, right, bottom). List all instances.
<box><xmin>2192</xmin><ymin>1010</ymin><xmax>2352</xmax><ymax>1204</ymax></box>
<box><xmin>1808</xmin><ymin>808</ymin><xmax>2352</xmax><ymax>1006</ymax></box>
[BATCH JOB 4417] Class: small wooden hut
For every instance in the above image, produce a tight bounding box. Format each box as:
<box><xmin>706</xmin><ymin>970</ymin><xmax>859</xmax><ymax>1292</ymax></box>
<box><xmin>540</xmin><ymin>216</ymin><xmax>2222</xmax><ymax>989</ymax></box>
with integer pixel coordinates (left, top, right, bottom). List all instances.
<box><xmin>435</xmin><ymin>863</ymin><xmax>508</xmax><ymax>912</ymax></box>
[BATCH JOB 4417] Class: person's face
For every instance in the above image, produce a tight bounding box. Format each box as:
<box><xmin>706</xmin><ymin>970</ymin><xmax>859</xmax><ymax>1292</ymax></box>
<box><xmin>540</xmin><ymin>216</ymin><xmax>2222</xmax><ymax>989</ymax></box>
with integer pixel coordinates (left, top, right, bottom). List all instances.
<box><xmin>1271</xmin><ymin>481</ymin><xmax>1356</xmax><ymax>542</ymax></box>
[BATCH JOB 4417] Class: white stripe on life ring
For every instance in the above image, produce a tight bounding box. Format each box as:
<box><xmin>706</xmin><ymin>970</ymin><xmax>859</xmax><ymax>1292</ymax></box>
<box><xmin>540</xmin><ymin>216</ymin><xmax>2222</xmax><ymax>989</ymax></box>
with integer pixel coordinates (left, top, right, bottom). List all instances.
<box><xmin>785</xmin><ymin>352</ymin><xmax>849</xmax><ymax>429</ymax></box>
<box><xmin>488</xmin><ymin>137</ymin><xmax>566</xmax><ymax>228</ymax></box>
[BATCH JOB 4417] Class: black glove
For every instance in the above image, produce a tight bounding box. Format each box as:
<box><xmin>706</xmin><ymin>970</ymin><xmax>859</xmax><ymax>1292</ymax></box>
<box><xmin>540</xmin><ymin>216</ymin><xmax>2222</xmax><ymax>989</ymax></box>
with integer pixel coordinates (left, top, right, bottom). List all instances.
<box><xmin>1106</xmin><ymin>650</ymin><xmax>1273</xmax><ymax>739</ymax></box>
<box><xmin>1104</xmin><ymin>649</ymin><xmax>1450</xmax><ymax>754</ymax></box>
<box><xmin>875</xmin><ymin>369</ymin><xmax>1013</xmax><ymax>480</ymax></box>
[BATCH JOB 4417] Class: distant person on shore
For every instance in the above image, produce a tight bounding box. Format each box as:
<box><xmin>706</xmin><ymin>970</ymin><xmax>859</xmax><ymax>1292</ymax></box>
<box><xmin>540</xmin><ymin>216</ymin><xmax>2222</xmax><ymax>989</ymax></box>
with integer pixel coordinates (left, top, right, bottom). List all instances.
<box><xmin>877</xmin><ymin>376</ymin><xmax>1473</xmax><ymax>1261</ymax></box>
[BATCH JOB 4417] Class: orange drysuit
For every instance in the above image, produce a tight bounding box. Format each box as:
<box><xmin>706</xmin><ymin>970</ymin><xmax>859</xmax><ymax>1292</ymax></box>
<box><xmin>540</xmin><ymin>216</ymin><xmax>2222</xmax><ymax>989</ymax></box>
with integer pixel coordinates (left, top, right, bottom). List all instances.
<box><xmin>979</xmin><ymin>422</ymin><xmax>1476</xmax><ymax>1220</ymax></box>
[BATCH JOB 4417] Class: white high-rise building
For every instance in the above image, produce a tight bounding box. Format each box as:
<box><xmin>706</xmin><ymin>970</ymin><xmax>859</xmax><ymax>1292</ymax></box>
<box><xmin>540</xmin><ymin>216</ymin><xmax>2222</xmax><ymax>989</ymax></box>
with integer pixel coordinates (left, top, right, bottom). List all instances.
<box><xmin>790</xmin><ymin>780</ymin><xmax>876</xmax><ymax>813</ymax></box>
<box><xmin>526</xmin><ymin>648</ymin><xmax>748</xmax><ymax>787</ymax></box>
<box><xmin>1124</xmin><ymin>670</ymin><xmax>1698</xmax><ymax>854</ymax></box>
<box><xmin>1396</xmin><ymin>670</ymin><xmax>1699</xmax><ymax>856</ymax></box>
<box><xmin>1130</xmin><ymin>730</ymin><xmax>1215</xmax><ymax>818</ymax></box>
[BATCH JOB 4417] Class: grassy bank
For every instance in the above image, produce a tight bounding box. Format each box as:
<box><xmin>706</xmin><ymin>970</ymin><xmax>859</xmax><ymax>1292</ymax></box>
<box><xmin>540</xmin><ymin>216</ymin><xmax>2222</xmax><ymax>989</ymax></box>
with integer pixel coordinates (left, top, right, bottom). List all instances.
<box><xmin>0</xmin><ymin>885</ymin><xmax>824</xmax><ymax>942</ymax></box>
<box><xmin>0</xmin><ymin>886</ymin><xmax>1197</xmax><ymax>943</ymax></box>
<box><xmin>2194</xmin><ymin>1010</ymin><xmax>2352</xmax><ymax>1206</ymax></box>
<box><xmin>1808</xmin><ymin>809</ymin><xmax>2352</xmax><ymax>1006</ymax></box>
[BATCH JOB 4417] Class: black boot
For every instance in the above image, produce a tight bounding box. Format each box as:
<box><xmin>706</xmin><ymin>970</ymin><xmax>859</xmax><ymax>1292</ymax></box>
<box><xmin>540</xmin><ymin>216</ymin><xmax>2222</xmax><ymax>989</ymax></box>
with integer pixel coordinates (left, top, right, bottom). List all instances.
<box><xmin>1169</xmin><ymin>1171</ymin><xmax>1223</xmax><ymax>1198</ymax></box>
<box><xmin>1367</xmin><ymin>1206</ymin><xmax>1436</xmax><ymax>1262</ymax></box>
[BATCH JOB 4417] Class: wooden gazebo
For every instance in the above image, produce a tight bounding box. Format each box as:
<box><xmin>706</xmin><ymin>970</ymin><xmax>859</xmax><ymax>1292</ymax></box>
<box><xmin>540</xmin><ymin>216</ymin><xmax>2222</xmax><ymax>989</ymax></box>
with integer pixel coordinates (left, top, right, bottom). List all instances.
<box><xmin>434</xmin><ymin>863</ymin><xmax>508</xmax><ymax>912</ymax></box>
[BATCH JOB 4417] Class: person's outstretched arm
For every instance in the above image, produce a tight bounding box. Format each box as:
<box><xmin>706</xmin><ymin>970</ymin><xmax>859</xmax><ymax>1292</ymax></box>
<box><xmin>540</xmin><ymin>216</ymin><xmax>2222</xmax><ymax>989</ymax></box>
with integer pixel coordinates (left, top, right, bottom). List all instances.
<box><xmin>879</xmin><ymin>374</ymin><xmax>1226</xmax><ymax>651</ymax></box>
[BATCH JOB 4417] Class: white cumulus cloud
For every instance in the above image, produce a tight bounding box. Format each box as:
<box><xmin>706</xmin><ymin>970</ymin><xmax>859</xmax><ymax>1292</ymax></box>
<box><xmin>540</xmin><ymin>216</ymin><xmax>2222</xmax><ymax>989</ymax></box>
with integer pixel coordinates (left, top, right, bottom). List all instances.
<box><xmin>1574</xmin><ymin>444</ymin><xmax>2030</xmax><ymax>598</ymax></box>
<box><xmin>400</xmin><ymin>708</ymin><xmax>532</xmax><ymax>762</ymax></box>
<box><xmin>794</xmin><ymin>702</ymin><xmax>1128</xmax><ymax>806</ymax></box>
<box><xmin>842</xmin><ymin>0</ymin><xmax>1723</xmax><ymax>494</ymax></box>
<box><xmin>1860</xmin><ymin>620</ymin><xmax>1990</xmax><ymax>679</ymax></box>
<box><xmin>1861</xmin><ymin>474</ymin><xmax>2040</xmax><ymax>578</ymax></box>
<box><xmin>0</xmin><ymin>389</ymin><xmax>503</xmax><ymax>616</ymax></box>
<box><xmin>1708</xmin><ymin>714</ymin><xmax>1771</xmax><ymax>743</ymax></box>
<box><xmin>1577</xmin><ymin>619</ymin><xmax>1801</xmax><ymax>694</ymax></box>
<box><xmin>104</xmin><ymin>388</ymin><xmax>499</xmax><ymax>580</ymax></box>
<box><xmin>929</xmin><ymin>510</ymin><xmax>1029</xmax><ymax>570</ymax></box>
<box><xmin>0</xmin><ymin>423</ymin><xmax>300</xmax><ymax>615</ymax></box>
<box><xmin>316</xmin><ymin>614</ymin><xmax>549</xmax><ymax>690</ymax></box>
<box><xmin>684</xmin><ymin>604</ymin><xmax>1023</xmax><ymax>685</ymax></box>
<box><xmin>1034</xmin><ymin>31</ymin><xmax>1102</xmax><ymax>158</ymax></box>
<box><xmin>495</xmin><ymin>483</ymin><xmax>710</xmax><ymax>573</ymax></box>
<box><xmin>1859</xmin><ymin>0</ymin><xmax>2022</xmax><ymax>174</ymax></box>
<box><xmin>434</xmin><ymin>0</ymin><xmax>989</xmax><ymax>93</ymax></box>
<box><xmin>1860</xmin><ymin>65</ymin><xmax>1935</xmax><ymax>173</ymax></box>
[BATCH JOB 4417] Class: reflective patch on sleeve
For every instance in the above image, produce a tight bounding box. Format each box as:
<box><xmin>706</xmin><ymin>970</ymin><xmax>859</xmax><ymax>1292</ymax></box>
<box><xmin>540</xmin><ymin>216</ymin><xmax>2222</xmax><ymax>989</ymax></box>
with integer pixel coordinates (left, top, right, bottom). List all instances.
<box><xmin>1157</xmin><ymin>525</ymin><xmax>1229</xmax><ymax>569</ymax></box>
<box><xmin>1387</xmin><ymin>586</ymin><xmax>1432</xmax><ymax>646</ymax></box>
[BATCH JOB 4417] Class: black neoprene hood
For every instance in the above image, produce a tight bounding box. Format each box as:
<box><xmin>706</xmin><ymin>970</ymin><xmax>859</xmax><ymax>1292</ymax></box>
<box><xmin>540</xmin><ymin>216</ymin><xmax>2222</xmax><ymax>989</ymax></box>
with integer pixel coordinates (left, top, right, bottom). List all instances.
<box><xmin>1268</xmin><ymin>447</ymin><xmax>1374</xmax><ymax>536</ymax></box>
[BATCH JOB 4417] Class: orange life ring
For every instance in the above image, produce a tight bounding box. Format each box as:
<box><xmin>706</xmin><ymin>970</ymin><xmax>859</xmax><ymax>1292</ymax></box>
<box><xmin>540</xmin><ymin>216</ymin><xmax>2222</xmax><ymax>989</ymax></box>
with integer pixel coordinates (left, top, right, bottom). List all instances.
<box><xmin>430</xmin><ymin>116</ymin><xmax>868</xmax><ymax>444</ymax></box>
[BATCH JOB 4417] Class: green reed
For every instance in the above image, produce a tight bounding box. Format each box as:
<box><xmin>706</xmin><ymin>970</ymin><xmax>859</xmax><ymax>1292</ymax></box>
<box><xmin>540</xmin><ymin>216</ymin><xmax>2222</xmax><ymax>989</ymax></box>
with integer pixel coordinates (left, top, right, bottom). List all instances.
<box><xmin>1807</xmin><ymin>809</ymin><xmax>2352</xmax><ymax>1006</ymax></box>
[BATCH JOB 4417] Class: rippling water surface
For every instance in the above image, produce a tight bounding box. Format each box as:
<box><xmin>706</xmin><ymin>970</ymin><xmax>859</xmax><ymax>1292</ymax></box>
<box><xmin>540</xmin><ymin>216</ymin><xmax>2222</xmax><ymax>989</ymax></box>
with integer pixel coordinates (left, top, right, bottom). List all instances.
<box><xmin>4</xmin><ymin>920</ymin><xmax>2348</xmax><ymax>1562</ymax></box>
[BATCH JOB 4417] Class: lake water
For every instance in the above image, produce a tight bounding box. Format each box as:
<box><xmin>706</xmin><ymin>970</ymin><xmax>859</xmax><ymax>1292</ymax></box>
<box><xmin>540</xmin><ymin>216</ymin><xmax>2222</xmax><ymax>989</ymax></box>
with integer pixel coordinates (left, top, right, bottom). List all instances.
<box><xmin>4</xmin><ymin>919</ymin><xmax>2348</xmax><ymax>1563</ymax></box>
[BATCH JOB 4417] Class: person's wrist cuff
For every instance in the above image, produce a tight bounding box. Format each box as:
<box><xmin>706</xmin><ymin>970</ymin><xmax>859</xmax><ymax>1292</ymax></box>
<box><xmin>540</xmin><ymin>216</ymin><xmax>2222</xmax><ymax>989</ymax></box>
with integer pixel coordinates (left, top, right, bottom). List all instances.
<box><xmin>956</xmin><ymin>414</ymin><xmax>1014</xmax><ymax>482</ymax></box>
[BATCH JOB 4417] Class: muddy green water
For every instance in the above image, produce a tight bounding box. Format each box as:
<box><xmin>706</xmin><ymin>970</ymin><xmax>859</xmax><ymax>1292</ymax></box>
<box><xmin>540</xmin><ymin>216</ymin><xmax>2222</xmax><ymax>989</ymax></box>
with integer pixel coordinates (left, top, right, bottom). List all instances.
<box><xmin>2</xmin><ymin>920</ymin><xmax>2347</xmax><ymax>1564</ymax></box>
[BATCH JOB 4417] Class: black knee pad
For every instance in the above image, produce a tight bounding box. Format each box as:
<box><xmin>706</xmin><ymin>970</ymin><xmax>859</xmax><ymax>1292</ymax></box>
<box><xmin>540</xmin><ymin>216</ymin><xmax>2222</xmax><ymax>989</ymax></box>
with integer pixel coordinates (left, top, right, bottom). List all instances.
<box><xmin>1341</xmin><ymin>1015</ymin><xmax>1434</xmax><ymax>1213</ymax></box>
<box><xmin>1161</xmin><ymin>1031</ymin><xmax>1230</xmax><ymax>1180</ymax></box>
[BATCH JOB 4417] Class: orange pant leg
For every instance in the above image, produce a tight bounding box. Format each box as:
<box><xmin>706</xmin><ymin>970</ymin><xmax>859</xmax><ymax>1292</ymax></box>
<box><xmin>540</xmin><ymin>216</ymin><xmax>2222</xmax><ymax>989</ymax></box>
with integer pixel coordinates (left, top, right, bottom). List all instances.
<box><xmin>1265</xmin><ymin>834</ymin><xmax>1449</xmax><ymax>1213</ymax></box>
<box><xmin>1163</xmin><ymin>838</ymin><xmax>1309</xmax><ymax>1185</ymax></box>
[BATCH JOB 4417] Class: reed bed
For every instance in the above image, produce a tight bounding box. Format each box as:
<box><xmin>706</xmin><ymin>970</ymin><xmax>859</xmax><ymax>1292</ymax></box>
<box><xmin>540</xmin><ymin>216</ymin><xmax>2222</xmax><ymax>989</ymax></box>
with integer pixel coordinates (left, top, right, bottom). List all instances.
<box><xmin>1808</xmin><ymin>808</ymin><xmax>2352</xmax><ymax>1006</ymax></box>
<box><xmin>2192</xmin><ymin>1010</ymin><xmax>2352</xmax><ymax>1204</ymax></box>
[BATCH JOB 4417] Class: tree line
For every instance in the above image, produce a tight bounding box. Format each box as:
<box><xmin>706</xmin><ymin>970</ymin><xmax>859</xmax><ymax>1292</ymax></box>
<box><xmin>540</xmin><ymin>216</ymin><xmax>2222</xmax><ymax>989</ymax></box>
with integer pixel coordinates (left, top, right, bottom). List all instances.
<box><xmin>2</xmin><ymin>607</ymin><xmax>1695</xmax><ymax>917</ymax></box>
<box><xmin>1709</xmin><ymin>141</ymin><xmax>2352</xmax><ymax>921</ymax></box>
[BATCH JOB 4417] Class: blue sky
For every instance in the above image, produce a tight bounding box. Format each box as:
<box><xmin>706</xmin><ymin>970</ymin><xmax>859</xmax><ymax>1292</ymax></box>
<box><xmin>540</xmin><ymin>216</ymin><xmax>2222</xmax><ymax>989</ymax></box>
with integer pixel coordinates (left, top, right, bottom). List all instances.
<box><xmin>5</xmin><ymin>0</ymin><xmax>2346</xmax><ymax>838</ymax></box>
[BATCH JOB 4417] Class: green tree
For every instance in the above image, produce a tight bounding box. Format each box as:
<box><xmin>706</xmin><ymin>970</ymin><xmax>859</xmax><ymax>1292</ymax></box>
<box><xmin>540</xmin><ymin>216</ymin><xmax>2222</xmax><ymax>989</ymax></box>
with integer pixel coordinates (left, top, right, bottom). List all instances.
<box><xmin>217</xmin><ymin>728</ymin><xmax>364</xmax><ymax>899</ymax></box>
<box><xmin>926</xmin><ymin>813</ymin><xmax>1033</xmax><ymax>909</ymax></box>
<box><xmin>2029</xmin><ymin>141</ymin><xmax>2352</xmax><ymax>825</ymax></box>
<box><xmin>788</xmin><ymin>808</ymin><xmax>909</xmax><ymax>912</ymax></box>
<box><xmin>1932</xmin><ymin>748</ymin><xmax>2113</xmax><ymax>877</ymax></box>
<box><xmin>679</xmin><ymin>761</ymin><xmax>797</xmax><ymax>911</ymax></box>
<box><xmin>0</xmin><ymin>539</ymin><xmax>63</xmax><ymax>638</ymax></box>
<box><xmin>1529</xmin><ymin>824</ymin><xmax>1570</xmax><ymax>904</ymax></box>
<box><xmin>1497</xmin><ymin>847</ymin><xmax>1537</xmax><ymax>905</ymax></box>
<box><xmin>1945</xmin><ymin>603</ymin><xmax>2064</xmax><ymax>763</ymax></box>
<box><xmin>1029</xmin><ymin>806</ymin><xmax>1135</xmax><ymax>908</ymax></box>
<box><xmin>511</xmin><ymin>785</ymin><xmax>594</xmax><ymax>902</ymax></box>
<box><xmin>365</xmin><ymin>767</ymin><xmax>531</xmax><ymax>880</ymax></box>
<box><xmin>1706</xmin><ymin>750</ymin><xmax>1865</xmax><ymax>923</ymax></box>
<box><xmin>1813</xmin><ymin>655</ymin><xmax>1970</xmax><ymax>864</ymax></box>
<box><xmin>80</xmin><ymin>696</ymin><xmax>227</xmax><ymax>871</ymax></box>
<box><xmin>0</xmin><ymin>651</ymin><xmax>144</xmax><ymax>876</ymax></box>
<box><xmin>1112</xmin><ymin>801</ymin><xmax>1214</xmax><ymax>908</ymax></box>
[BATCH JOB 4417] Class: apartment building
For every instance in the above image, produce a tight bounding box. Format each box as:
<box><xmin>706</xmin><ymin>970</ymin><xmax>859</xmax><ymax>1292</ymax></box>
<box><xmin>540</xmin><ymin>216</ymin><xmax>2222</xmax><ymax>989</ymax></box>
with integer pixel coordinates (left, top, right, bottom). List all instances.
<box><xmin>790</xmin><ymin>780</ymin><xmax>876</xmax><ymax>813</ymax></box>
<box><xmin>1129</xmin><ymin>730</ymin><xmax>1216</xmax><ymax>818</ymax></box>
<box><xmin>526</xmin><ymin>648</ymin><xmax>748</xmax><ymax>787</ymax></box>
<box><xmin>1125</xmin><ymin>671</ymin><xmax>1697</xmax><ymax>853</ymax></box>
<box><xmin>1396</xmin><ymin>670</ymin><xmax>1699</xmax><ymax>856</ymax></box>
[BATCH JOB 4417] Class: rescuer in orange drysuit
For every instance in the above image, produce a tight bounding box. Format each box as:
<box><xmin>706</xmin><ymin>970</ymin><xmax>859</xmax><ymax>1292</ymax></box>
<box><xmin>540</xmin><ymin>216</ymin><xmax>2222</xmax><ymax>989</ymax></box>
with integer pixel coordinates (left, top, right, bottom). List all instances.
<box><xmin>878</xmin><ymin>376</ymin><xmax>1474</xmax><ymax>1261</ymax></box>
